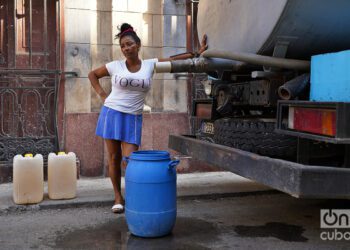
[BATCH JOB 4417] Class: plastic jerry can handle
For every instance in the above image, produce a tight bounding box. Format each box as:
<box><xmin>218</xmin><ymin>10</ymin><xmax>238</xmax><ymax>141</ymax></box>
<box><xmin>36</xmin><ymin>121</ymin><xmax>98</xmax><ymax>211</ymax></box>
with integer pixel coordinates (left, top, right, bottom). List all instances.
<box><xmin>168</xmin><ymin>160</ymin><xmax>180</xmax><ymax>169</ymax></box>
<box><xmin>122</xmin><ymin>156</ymin><xmax>129</xmax><ymax>164</ymax></box>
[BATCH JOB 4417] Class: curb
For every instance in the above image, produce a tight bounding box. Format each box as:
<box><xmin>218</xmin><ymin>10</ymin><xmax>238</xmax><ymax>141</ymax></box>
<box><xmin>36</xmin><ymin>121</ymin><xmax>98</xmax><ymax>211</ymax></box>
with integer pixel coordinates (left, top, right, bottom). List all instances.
<box><xmin>0</xmin><ymin>190</ymin><xmax>280</xmax><ymax>215</ymax></box>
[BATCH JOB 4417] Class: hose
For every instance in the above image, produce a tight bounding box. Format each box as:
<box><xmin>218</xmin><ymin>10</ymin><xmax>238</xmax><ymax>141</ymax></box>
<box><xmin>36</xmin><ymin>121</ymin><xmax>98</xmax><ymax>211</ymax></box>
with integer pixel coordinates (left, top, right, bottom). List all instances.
<box><xmin>155</xmin><ymin>57</ymin><xmax>236</xmax><ymax>73</ymax></box>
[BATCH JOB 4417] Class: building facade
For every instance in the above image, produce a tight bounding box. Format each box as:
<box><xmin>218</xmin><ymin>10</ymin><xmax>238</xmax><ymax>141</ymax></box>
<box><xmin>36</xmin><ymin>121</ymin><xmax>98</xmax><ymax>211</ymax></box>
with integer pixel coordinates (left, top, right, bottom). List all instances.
<box><xmin>0</xmin><ymin>0</ymin><xmax>216</xmax><ymax>182</ymax></box>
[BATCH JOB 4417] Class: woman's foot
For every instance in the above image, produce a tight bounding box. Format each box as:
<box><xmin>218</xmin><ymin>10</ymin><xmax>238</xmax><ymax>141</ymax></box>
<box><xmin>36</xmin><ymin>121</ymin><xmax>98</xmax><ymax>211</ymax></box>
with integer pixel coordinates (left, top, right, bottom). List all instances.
<box><xmin>112</xmin><ymin>197</ymin><xmax>125</xmax><ymax>213</ymax></box>
<box><xmin>111</xmin><ymin>204</ymin><xmax>124</xmax><ymax>213</ymax></box>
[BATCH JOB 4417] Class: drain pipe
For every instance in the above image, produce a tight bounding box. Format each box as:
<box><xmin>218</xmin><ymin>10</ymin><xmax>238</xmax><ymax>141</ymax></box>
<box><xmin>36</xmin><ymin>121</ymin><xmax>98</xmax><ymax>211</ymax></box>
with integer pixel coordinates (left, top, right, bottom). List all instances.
<box><xmin>202</xmin><ymin>49</ymin><xmax>310</xmax><ymax>71</ymax></box>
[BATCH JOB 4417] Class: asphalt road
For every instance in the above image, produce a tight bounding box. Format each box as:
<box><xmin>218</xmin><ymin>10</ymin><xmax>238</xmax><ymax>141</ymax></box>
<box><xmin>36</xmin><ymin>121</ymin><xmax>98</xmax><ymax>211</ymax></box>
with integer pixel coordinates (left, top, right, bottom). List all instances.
<box><xmin>0</xmin><ymin>193</ymin><xmax>349</xmax><ymax>249</ymax></box>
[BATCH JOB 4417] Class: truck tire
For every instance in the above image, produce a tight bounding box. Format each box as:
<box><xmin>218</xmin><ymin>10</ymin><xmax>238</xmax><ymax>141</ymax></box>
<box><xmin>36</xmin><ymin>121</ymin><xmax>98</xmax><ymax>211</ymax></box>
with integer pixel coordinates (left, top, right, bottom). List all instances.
<box><xmin>214</xmin><ymin>118</ymin><xmax>297</xmax><ymax>160</ymax></box>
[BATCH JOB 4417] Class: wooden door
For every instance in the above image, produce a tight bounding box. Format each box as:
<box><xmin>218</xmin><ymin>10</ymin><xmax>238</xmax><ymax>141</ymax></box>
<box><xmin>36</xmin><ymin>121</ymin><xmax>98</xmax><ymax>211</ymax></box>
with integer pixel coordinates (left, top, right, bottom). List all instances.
<box><xmin>0</xmin><ymin>0</ymin><xmax>60</xmax><ymax>179</ymax></box>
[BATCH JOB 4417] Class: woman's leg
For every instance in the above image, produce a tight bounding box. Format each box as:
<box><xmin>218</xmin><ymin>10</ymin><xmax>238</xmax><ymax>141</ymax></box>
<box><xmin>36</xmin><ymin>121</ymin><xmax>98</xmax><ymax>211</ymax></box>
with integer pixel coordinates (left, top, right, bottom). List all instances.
<box><xmin>105</xmin><ymin>139</ymin><xmax>124</xmax><ymax>205</ymax></box>
<box><xmin>121</xmin><ymin>142</ymin><xmax>139</xmax><ymax>169</ymax></box>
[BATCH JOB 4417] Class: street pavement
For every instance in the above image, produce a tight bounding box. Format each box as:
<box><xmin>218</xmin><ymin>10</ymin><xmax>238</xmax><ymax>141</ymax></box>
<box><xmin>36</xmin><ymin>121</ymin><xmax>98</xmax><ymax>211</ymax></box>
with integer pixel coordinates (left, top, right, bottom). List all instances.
<box><xmin>0</xmin><ymin>171</ymin><xmax>272</xmax><ymax>214</ymax></box>
<box><xmin>2</xmin><ymin>172</ymin><xmax>350</xmax><ymax>249</ymax></box>
<box><xmin>2</xmin><ymin>191</ymin><xmax>350</xmax><ymax>249</ymax></box>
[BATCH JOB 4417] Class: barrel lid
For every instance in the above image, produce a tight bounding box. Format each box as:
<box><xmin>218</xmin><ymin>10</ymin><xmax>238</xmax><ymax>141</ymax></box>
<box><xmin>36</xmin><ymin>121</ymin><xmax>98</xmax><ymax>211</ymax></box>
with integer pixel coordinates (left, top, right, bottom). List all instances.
<box><xmin>129</xmin><ymin>150</ymin><xmax>170</xmax><ymax>161</ymax></box>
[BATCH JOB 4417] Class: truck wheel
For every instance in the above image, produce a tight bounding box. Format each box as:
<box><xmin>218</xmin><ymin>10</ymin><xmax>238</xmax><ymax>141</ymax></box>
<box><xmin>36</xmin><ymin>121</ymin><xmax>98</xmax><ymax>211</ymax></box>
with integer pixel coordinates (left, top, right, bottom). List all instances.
<box><xmin>214</xmin><ymin>118</ymin><xmax>297</xmax><ymax>160</ymax></box>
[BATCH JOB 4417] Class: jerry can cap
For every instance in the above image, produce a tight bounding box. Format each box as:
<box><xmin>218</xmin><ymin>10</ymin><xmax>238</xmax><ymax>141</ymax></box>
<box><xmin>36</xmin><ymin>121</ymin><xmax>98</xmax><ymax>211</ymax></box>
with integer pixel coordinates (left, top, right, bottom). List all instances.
<box><xmin>24</xmin><ymin>153</ymin><xmax>33</xmax><ymax>157</ymax></box>
<box><xmin>58</xmin><ymin>152</ymin><xmax>66</xmax><ymax>155</ymax></box>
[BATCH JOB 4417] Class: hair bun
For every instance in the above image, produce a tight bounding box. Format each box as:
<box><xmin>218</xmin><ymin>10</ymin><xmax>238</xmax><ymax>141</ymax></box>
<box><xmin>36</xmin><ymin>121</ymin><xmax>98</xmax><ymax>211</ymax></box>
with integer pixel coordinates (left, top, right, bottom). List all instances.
<box><xmin>120</xmin><ymin>23</ymin><xmax>133</xmax><ymax>33</ymax></box>
<box><xmin>115</xmin><ymin>22</ymin><xmax>141</xmax><ymax>44</ymax></box>
<box><xmin>116</xmin><ymin>23</ymin><xmax>135</xmax><ymax>38</ymax></box>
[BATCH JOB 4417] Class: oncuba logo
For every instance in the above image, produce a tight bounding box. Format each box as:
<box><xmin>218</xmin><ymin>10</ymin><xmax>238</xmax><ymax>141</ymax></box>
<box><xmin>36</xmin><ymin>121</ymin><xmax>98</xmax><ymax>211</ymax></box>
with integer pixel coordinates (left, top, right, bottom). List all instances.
<box><xmin>321</xmin><ymin>209</ymin><xmax>350</xmax><ymax>228</ymax></box>
<box><xmin>320</xmin><ymin>209</ymin><xmax>350</xmax><ymax>241</ymax></box>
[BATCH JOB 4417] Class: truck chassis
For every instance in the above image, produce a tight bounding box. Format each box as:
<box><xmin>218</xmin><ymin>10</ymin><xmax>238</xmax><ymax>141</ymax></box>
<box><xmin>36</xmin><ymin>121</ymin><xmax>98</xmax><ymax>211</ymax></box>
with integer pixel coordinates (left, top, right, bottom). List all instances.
<box><xmin>169</xmin><ymin>135</ymin><xmax>350</xmax><ymax>199</ymax></box>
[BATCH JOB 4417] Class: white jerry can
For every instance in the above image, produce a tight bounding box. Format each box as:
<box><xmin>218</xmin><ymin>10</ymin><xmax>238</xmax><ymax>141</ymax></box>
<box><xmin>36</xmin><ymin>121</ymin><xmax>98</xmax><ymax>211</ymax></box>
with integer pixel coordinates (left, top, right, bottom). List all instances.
<box><xmin>48</xmin><ymin>152</ymin><xmax>77</xmax><ymax>200</ymax></box>
<box><xmin>13</xmin><ymin>154</ymin><xmax>44</xmax><ymax>205</ymax></box>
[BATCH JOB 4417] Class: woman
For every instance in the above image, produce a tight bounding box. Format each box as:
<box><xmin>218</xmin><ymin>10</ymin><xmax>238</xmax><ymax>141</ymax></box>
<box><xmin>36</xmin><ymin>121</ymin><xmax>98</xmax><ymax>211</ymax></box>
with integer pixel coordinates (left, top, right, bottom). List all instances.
<box><xmin>88</xmin><ymin>23</ymin><xmax>208</xmax><ymax>213</ymax></box>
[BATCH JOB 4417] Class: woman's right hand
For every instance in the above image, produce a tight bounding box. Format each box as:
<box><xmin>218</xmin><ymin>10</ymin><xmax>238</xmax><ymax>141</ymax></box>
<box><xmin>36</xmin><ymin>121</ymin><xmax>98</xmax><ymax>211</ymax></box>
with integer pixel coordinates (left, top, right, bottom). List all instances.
<box><xmin>100</xmin><ymin>93</ymin><xmax>107</xmax><ymax>103</ymax></box>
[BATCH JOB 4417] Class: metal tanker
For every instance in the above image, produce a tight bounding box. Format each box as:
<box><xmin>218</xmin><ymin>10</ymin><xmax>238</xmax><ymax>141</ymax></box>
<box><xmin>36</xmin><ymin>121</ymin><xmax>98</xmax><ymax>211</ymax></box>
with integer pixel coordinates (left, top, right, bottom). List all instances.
<box><xmin>197</xmin><ymin>0</ymin><xmax>350</xmax><ymax>59</ymax></box>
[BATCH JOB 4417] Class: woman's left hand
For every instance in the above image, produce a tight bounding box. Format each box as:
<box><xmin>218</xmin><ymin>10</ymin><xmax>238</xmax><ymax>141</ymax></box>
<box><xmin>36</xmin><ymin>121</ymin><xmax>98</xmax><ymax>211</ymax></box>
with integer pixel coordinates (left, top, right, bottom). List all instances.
<box><xmin>157</xmin><ymin>34</ymin><xmax>209</xmax><ymax>62</ymax></box>
<box><xmin>198</xmin><ymin>34</ymin><xmax>208</xmax><ymax>55</ymax></box>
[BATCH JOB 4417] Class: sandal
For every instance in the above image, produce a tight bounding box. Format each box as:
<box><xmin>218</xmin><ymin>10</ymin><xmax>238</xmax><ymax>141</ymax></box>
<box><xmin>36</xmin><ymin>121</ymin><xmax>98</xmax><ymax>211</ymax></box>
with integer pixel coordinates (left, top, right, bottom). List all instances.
<box><xmin>112</xmin><ymin>204</ymin><xmax>124</xmax><ymax>213</ymax></box>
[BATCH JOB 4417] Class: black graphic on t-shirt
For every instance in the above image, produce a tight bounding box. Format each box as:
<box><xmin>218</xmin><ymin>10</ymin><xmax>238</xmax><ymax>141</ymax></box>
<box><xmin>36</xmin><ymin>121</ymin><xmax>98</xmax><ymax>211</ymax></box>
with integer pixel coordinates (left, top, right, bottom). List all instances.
<box><xmin>114</xmin><ymin>76</ymin><xmax>150</xmax><ymax>89</ymax></box>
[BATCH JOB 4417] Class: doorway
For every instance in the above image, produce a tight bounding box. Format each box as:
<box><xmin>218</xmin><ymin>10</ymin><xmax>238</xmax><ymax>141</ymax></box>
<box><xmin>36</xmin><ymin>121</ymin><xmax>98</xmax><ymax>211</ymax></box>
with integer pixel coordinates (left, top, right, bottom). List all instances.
<box><xmin>0</xmin><ymin>0</ymin><xmax>60</xmax><ymax>180</ymax></box>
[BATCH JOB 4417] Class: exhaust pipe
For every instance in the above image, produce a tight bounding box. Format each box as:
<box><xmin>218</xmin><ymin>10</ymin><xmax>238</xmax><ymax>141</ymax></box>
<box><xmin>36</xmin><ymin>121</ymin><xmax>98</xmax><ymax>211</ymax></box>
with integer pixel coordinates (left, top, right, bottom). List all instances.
<box><xmin>278</xmin><ymin>73</ymin><xmax>310</xmax><ymax>100</ymax></box>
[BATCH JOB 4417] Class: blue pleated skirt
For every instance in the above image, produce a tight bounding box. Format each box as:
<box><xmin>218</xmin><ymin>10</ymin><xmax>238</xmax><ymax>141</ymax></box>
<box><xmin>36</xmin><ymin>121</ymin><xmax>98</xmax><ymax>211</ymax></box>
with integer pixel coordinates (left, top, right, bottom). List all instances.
<box><xmin>96</xmin><ymin>106</ymin><xmax>143</xmax><ymax>146</ymax></box>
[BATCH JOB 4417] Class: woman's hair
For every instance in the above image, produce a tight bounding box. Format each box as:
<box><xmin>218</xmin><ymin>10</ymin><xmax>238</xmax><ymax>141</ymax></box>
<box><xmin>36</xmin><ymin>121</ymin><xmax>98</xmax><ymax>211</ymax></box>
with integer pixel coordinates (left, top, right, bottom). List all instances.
<box><xmin>115</xmin><ymin>23</ymin><xmax>141</xmax><ymax>45</ymax></box>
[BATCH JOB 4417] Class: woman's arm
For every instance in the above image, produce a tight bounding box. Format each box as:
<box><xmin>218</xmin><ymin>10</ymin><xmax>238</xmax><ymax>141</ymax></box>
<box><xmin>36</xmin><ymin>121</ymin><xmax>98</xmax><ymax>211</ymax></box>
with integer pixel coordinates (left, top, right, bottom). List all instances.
<box><xmin>88</xmin><ymin>66</ymin><xmax>110</xmax><ymax>102</ymax></box>
<box><xmin>158</xmin><ymin>34</ymin><xmax>208</xmax><ymax>62</ymax></box>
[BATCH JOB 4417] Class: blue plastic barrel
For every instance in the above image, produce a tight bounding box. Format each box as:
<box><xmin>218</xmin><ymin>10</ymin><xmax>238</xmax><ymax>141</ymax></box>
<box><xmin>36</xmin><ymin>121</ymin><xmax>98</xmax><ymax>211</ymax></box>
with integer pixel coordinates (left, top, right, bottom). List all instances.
<box><xmin>125</xmin><ymin>150</ymin><xmax>180</xmax><ymax>237</ymax></box>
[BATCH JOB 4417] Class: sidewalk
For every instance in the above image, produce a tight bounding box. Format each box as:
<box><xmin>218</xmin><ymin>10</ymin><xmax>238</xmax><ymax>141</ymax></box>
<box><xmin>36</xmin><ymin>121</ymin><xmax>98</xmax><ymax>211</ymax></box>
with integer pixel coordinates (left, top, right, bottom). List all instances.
<box><xmin>0</xmin><ymin>172</ymin><xmax>272</xmax><ymax>214</ymax></box>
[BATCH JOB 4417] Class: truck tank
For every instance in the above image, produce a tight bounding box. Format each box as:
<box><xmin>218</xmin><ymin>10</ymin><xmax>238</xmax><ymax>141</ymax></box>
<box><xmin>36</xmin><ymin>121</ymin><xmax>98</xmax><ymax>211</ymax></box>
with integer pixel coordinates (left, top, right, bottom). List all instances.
<box><xmin>197</xmin><ymin>0</ymin><xmax>350</xmax><ymax>60</ymax></box>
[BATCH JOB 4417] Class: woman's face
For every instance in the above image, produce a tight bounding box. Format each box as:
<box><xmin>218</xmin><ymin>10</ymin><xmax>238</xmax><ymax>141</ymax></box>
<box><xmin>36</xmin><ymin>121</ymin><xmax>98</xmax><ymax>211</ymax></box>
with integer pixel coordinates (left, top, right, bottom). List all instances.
<box><xmin>120</xmin><ymin>36</ymin><xmax>140</xmax><ymax>59</ymax></box>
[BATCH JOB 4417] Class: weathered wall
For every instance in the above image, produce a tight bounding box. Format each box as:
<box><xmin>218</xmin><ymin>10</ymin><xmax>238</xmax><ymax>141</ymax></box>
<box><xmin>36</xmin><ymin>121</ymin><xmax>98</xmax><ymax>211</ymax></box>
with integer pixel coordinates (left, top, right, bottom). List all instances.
<box><xmin>62</xmin><ymin>0</ymin><xmax>215</xmax><ymax>176</ymax></box>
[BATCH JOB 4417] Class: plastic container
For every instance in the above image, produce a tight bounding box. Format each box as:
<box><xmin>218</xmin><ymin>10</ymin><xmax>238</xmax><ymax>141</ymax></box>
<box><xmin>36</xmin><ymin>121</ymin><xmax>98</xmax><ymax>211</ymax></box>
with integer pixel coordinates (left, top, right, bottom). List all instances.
<box><xmin>48</xmin><ymin>152</ymin><xmax>77</xmax><ymax>200</ymax></box>
<box><xmin>125</xmin><ymin>150</ymin><xmax>180</xmax><ymax>237</ymax></box>
<box><xmin>13</xmin><ymin>153</ymin><xmax>44</xmax><ymax>204</ymax></box>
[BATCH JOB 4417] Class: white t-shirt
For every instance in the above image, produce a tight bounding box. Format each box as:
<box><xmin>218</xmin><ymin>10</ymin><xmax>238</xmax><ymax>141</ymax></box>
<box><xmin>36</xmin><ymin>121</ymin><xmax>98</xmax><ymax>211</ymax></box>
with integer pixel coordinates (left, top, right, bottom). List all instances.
<box><xmin>104</xmin><ymin>58</ymin><xmax>158</xmax><ymax>114</ymax></box>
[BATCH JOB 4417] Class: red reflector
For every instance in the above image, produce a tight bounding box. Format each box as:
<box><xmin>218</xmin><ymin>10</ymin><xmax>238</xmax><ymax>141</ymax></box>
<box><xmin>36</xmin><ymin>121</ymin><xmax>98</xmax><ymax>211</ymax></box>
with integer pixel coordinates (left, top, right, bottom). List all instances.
<box><xmin>288</xmin><ymin>107</ymin><xmax>336</xmax><ymax>136</ymax></box>
<box><xmin>195</xmin><ymin>103</ymin><xmax>212</xmax><ymax>119</ymax></box>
